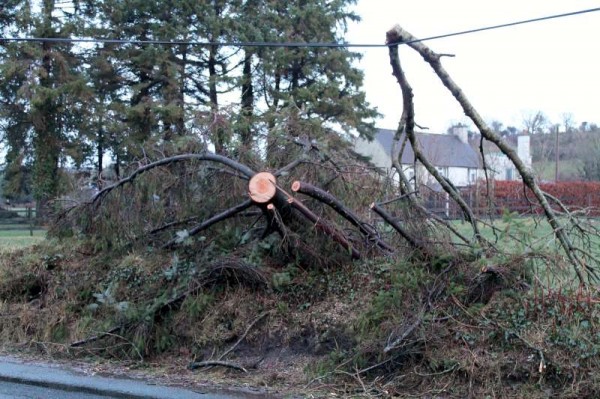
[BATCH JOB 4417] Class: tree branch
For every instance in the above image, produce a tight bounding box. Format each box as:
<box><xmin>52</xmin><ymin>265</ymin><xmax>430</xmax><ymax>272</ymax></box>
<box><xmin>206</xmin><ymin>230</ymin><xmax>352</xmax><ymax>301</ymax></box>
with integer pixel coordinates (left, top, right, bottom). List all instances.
<box><xmin>288</xmin><ymin>197</ymin><xmax>361</xmax><ymax>259</ymax></box>
<box><xmin>370</xmin><ymin>202</ymin><xmax>423</xmax><ymax>251</ymax></box>
<box><xmin>386</xmin><ymin>24</ymin><xmax>592</xmax><ymax>283</ymax></box>
<box><xmin>386</xmin><ymin>29</ymin><xmax>483</xmax><ymax>246</ymax></box>
<box><xmin>292</xmin><ymin>181</ymin><xmax>394</xmax><ymax>252</ymax></box>
<box><xmin>91</xmin><ymin>153</ymin><xmax>256</xmax><ymax>204</ymax></box>
<box><xmin>163</xmin><ymin>199</ymin><xmax>254</xmax><ymax>249</ymax></box>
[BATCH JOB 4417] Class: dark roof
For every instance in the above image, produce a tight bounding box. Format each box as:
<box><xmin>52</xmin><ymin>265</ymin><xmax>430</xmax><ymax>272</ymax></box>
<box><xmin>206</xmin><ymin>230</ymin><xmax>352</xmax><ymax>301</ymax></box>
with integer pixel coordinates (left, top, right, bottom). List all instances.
<box><xmin>376</xmin><ymin>129</ymin><xmax>480</xmax><ymax>168</ymax></box>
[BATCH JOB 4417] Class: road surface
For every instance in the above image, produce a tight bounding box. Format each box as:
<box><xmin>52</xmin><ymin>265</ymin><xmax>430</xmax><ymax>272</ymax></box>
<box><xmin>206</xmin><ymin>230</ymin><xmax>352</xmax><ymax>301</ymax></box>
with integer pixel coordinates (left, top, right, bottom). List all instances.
<box><xmin>0</xmin><ymin>356</ymin><xmax>270</xmax><ymax>399</ymax></box>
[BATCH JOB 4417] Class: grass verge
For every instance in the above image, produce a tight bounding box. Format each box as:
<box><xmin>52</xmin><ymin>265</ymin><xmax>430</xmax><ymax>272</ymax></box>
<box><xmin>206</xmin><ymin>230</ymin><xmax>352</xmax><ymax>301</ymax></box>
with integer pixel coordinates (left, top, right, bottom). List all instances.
<box><xmin>0</xmin><ymin>229</ymin><xmax>46</xmax><ymax>250</ymax></box>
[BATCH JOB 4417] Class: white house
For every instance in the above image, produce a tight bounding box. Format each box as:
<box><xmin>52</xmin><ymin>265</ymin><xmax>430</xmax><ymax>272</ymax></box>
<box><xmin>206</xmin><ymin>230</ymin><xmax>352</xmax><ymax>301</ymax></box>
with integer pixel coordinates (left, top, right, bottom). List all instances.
<box><xmin>355</xmin><ymin>126</ymin><xmax>533</xmax><ymax>187</ymax></box>
<box><xmin>483</xmin><ymin>135</ymin><xmax>532</xmax><ymax>181</ymax></box>
<box><xmin>354</xmin><ymin>127</ymin><xmax>481</xmax><ymax>189</ymax></box>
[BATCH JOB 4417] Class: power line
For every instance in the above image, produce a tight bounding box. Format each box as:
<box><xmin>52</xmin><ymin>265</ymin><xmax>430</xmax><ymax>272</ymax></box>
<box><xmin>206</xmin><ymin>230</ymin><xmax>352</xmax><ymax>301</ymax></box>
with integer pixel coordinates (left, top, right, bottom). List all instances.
<box><xmin>1</xmin><ymin>7</ymin><xmax>598</xmax><ymax>48</ymax></box>
<box><xmin>397</xmin><ymin>6</ymin><xmax>600</xmax><ymax>45</ymax></box>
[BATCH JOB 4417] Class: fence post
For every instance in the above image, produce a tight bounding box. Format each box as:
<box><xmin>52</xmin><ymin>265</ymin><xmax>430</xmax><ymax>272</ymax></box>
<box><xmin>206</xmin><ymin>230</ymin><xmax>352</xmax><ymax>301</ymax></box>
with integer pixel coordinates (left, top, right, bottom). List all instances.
<box><xmin>27</xmin><ymin>207</ymin><xmax>33</xmax><ymax>236</ymax></box>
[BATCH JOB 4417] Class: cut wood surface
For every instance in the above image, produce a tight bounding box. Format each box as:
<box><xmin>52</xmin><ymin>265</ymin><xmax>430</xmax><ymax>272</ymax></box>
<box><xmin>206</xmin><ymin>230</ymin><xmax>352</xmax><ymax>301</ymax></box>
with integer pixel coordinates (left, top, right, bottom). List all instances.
<box><xmin>248</xmin><ymin>172</ymin><xmax>277</xmax><ymax>203</ymax></box>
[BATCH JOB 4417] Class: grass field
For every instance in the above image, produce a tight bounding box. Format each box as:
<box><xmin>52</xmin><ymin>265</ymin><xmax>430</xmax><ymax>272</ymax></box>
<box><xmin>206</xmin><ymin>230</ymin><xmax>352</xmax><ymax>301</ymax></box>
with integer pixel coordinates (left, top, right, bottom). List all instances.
<box><xmin>456</xmin><ymin>216</ymin><xmax>600</xmax><ymax>248</ymax></box>
<box><xmin>0</xmin><ymin>229</ymin><xmax>46</xmax><ymax>250</ymax></box>
<box><xmin>454</xmin><ymin>216</ymin><xmax>600</xmax><ymax>283</ymax></box>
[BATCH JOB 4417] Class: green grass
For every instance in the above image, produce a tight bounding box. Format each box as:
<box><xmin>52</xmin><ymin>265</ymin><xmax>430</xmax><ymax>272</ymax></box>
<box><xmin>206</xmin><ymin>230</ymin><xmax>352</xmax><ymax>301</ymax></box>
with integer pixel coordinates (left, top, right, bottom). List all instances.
<box><xmin>0</xmin><ymin>229</ymin><xmax>46</xmax><ymax>250</ymax></box>
<box><xmin>456</xmin><ymin>216</ymin><xmax>599</xmax><ymax>250</ymax></box>
<box><xmin>455</xmin><ymin>216</ymin><xmax>600</xmax><ymax>283</ymax></box>
<box><xmin>533</xmin><ymin>159</ymin><xmax>582</xmax><ymax>181</ymax></box>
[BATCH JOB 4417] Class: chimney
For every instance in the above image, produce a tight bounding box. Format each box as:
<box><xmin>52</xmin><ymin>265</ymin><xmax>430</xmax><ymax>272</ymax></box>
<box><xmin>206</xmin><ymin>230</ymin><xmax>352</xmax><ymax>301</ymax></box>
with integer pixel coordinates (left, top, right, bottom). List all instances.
<box><xmin>517</xmin><ymin>134</ymin><xmax>531</xmax><ymax>168</ymax></box>
<box><xmin>451</xmin><ymin>124</ymin><xmax>469</xmax><ymax>144</ymax></box>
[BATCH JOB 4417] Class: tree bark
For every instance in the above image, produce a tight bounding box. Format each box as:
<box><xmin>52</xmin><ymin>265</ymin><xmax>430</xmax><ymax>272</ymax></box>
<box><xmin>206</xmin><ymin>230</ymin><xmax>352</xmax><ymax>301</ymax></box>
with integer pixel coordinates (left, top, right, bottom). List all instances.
<box><xmin>163</xmin><ymin>200</ymin><xmax>254</xmax><ymax>249</ymax></box>
<box><xmin>370</xmin><ymin>202</ymin><xmax>423</xmax><ymax>251</ymax></box>
<box><xmin>288</xmin><ymin>197</ymin><xmax>361</xmax><ymax>259</ymax></box>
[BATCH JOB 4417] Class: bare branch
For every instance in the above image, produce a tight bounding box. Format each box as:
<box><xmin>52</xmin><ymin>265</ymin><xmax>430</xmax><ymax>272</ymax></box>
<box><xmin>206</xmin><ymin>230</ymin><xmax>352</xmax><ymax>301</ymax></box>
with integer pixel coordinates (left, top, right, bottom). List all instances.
<box><xmin>292</xmin><ymin>181</ymin><xmax>394</xmax><ymax>252</ymax></box>
<box><xmin>163</xmin><ymin>200</ymin><xmax>254</xmax><ymax>249</ymax></box>
<box><xmin>91</xmin><ymin>153</ymin><xmax>256</xmax><ymax>204</ymax></box>
<box><xmin>288</xmin><ymin>197</ymin><xmax>361</xmax><ymax>259</ymax></box>
<box><xmin>386</xmin><ymin>24</ymin><xmax>592</xmax><ymax>284</ymax></box>
<box><xmin>218</xmin><ymin>311</ymin><xmax>271</xmax><ymax>361</ymax></box>
<box><xmin>188</xmin><ymin>360</ymin><xmax>247</xmax><ymax>373</ymax></box>
<box><xmin>386</xmin><ymin>29</ymin><xmax>483</xmax><ymax>246</ymax></box>
<box><xmin>370</xmin><ymin>202</ymin><xmax>423</xmax><ymax>251</ymax></box>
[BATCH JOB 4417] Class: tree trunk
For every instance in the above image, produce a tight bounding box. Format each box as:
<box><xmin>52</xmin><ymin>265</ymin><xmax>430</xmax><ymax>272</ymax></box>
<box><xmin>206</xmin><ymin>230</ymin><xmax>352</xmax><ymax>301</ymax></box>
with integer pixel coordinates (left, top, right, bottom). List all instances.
<box><xmin>240</xmin><ymin>49</ymin><xmax>254</xmax><ymax>147</ymax></box>
<box><xmin>208</xmin><ymin>44</ymin><xmax>225</xmax><ymax>154</ymax></box>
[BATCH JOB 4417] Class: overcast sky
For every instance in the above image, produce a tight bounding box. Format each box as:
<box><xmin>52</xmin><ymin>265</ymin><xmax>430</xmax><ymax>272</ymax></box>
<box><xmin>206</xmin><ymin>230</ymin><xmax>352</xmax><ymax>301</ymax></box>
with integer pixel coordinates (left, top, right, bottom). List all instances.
<box><xmin>346</xmin><ymin>1</ymin><xmax>600</xmax><ymax>133</ymax></box>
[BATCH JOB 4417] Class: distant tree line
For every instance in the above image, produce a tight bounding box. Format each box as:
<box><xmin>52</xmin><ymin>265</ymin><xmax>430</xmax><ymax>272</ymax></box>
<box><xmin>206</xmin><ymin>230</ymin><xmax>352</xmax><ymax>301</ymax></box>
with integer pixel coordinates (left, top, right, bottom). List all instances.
<box><xmin>461</xmin><ymin>111</ymin><xmax>600</xmax><ymax>182</ymax></box>
<box><xmin>0</xmin><ymin>0</ymin><xmax>378</xmax><ymax>213</ymax></box>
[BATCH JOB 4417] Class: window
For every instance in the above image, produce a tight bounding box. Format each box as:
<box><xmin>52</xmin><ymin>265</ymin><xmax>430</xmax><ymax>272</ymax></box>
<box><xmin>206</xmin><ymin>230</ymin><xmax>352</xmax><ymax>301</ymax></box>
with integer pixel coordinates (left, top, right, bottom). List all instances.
<box><xmin>469</xmin><ymin>170</ymin><xmax>477</xmax><ymax>182</ymax></box>
<box><xmin>506</xmin><ymin>168</ymin><xmax>513</xmax><ymax>180</ymax></box>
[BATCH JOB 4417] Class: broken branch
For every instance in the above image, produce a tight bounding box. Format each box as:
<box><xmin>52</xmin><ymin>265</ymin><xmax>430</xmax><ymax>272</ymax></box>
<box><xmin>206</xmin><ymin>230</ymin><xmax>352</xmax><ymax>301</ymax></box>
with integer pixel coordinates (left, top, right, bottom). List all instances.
<box><xmin>288</xmin><ymin>197</ymin><xmax>361</xmax><ymax>259</ymax></box>
<box><xmin>218</xmin><ymin>311</ymin><xmax>271</xmax><ymax>361</ymax></box>
<box><xmin>292</xmin><ymin>181</ymin><xmax>394</xmax><ymax>252</ymax></box>
<box><xmin>188</xmin><ymin>360</ymin><xmax>247</xmax><ymax>373</ymax></box>
<box><xmin>370</xmin><ymin>202</ymin><xmax>423</xmax><ymax>251</ymax></box>
<box><xmin>386</xmin><ymin>27</ymin><xmax>483</xmax><ymax>245</ymax></box>
<box><xmin>386</xmin><ymin>23</ymin><xmax>592</xmax><ymax>283</ymax></box>
<box><xmin>163</xmin><ymin>199</ymin><xmax>254</xmax><ymax>249</ymax></box>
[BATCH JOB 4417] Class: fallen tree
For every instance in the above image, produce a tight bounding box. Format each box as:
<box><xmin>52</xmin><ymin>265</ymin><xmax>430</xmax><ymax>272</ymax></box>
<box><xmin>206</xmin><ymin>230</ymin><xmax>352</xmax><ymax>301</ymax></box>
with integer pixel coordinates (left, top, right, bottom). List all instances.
<box><xmin>55</xmin><ymin>139</ymin><xmax>412</xmax><ymax>264</ymax></box>
<box><xmin>385</xmin><ymin>24</ymin><xmax>599</xmax><ymax>284</ymax></box>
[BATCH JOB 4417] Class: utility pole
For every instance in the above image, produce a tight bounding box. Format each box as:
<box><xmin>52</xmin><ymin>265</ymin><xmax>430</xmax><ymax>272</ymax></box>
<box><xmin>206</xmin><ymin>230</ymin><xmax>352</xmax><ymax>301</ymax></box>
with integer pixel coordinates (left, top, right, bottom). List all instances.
<box><xmin>555</xmin><ymin>125</ymin><xmax>560</xmax><ymax>182</ymax></box>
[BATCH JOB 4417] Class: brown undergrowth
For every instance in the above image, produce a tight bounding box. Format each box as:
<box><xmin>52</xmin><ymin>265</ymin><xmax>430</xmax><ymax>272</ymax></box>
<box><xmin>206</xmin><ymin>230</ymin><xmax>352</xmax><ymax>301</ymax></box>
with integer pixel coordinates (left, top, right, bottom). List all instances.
<box><xmin>2</xmin><ymin>140</ymin><xmax>600</xmax><ymax>397</ymax></box>
<box><xmin>2</xmin><ymin>235</ymin><xmax>600</xmax><ymax>398</ymax></box>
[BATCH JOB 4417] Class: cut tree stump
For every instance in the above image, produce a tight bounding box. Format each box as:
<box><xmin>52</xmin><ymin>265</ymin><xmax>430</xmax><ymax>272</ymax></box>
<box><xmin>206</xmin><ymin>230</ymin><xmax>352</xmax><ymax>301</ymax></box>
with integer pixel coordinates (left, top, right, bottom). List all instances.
<box><xmin>248</xmin><ymin>172</ymin><xmax>277</xmax><ymax>203</ymax></box>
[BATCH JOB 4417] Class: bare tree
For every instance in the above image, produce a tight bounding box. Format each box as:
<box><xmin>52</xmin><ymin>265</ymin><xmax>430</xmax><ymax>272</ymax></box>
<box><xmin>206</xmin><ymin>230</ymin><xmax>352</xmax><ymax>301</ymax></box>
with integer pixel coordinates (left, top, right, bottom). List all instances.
<box><xmin>522</xmin><ymin>111</ymin><xmax>548</xmax><ymax>134</ymax></box>
<box><xmin>490</xmin><ymin>120</ymin><xmax>504</xmax><ymax>134</ymax></box>
<box><xmin>580</xmin><ymin>133</ymin><xmax>600</xmax><ymax>181</ymax></box>
<box><xmin>561</xmin><ymin>112</ymin><xmax>575</xmax><ymax>133</ymax></box>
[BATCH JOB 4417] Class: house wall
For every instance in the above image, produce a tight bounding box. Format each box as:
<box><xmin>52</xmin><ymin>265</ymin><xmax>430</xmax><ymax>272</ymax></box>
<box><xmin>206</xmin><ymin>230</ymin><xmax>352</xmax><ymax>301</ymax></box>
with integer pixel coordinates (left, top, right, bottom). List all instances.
<box><xmin>485</xmin><ymin>153</ymin><xmax>518</xmax><ymax>181</ymax></box>
<box><xmin>517</xmin><ymin>135</ymin><xmax>532</xmax><ymax>168</ymax></box>
<box><xmin>401</xmin><ymin>164</ymin><xmax>477</xmax><ymax>188</ymax></box>
<box><xmin>354</xmin><ymin>137</ymin><xmax>392</xmax><ymax>169</ymax></box>
<box><xmin>447</xmin><ymin>167</ymin><xmax>477</xmax><ymax>187</ymax></box>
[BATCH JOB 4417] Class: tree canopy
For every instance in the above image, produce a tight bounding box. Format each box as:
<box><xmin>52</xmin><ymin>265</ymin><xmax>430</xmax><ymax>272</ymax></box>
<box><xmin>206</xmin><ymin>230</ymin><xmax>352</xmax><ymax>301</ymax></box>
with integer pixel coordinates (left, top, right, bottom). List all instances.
<box><xmin>0</xmin><ymin>0</ymin><xmax>377</xmax><ymax>210</ymax></box>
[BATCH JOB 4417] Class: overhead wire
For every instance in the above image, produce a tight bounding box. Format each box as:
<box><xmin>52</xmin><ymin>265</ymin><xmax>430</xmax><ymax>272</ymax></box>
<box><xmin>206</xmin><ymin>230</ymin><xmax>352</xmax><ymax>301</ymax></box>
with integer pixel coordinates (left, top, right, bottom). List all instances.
<box><xmin>0</xmin><ymin>7</ymin><xmax>598</xmax><ymax>48</ymax></box>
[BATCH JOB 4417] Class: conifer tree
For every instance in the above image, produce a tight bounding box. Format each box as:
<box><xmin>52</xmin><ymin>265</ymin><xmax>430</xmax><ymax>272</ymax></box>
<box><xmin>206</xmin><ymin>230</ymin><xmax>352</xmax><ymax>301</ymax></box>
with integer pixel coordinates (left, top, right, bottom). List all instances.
<box><xmin>0</xmin><ymin>0</ymin><xmax>87</xmax><ymax>213</ymax></box>
<box><xmin>238</xmin><ymin>0</ymin><xmax>378</xmax><ymax>145</ymax></box>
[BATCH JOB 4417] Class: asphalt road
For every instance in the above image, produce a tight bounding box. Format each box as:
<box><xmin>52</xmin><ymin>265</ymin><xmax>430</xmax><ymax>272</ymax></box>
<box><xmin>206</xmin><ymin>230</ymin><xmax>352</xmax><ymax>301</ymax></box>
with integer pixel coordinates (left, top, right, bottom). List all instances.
<box><xmin>0</xmin><ymin>356</ymin><xmax>267</xmax><ymax>399</ymax></box>
<box><xmin>0</xmin><ymin>380</ymin><xmax>118</xmax><ymax>398</ymax></box>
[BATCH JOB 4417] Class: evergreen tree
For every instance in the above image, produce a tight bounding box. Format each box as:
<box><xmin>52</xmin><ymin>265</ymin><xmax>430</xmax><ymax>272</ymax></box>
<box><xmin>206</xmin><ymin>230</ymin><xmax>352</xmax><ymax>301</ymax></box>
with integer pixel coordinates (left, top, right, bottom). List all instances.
<box><xmin>239</xmin><ymin>0</ymin><xmax>378</xmax><ymax>144</ymax></box>
<box><xmin>1</xmin><ymin>1</ymin><xmax>35</xmax><ymax>201</ymax></box>
<box><xmin>1</xmin><ymin>0</ymin><xmax>379</xmax><ymax>200</ymax></box>
<box><xmin>0</xmin><ymin>0</ymin><xmax>88</xmax><ymax>213</ymax></box>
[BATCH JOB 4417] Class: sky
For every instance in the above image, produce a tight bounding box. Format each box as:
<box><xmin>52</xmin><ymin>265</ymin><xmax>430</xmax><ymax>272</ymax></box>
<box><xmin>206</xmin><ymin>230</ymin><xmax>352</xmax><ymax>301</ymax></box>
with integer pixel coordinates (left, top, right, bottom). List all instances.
<box><xmin>345</xmin><ymin>1</ymin><xmax>600</xmax><ymax>133</ymax></box>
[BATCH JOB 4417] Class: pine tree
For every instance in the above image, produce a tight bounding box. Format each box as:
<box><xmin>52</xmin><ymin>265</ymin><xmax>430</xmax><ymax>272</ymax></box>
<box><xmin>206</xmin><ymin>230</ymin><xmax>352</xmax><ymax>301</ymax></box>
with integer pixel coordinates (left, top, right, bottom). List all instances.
<box><xmin>0</xmin><ymin>3</ymin><xmax>33</xmax><ymax>201</ymax></box>
<box><xmin>237</xmin><ymin>0</ymin><xmax>378</xmax><ymax>145</ymax></box>
<box><xmin>0</xmin><ymin>0</ymin><xmax>88</xmax><ymax>213</ymax></box>
<box><xmin>2</xmin><ymin>0</ymin><xmax>379</xmax><ymax>198</ymax></box>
